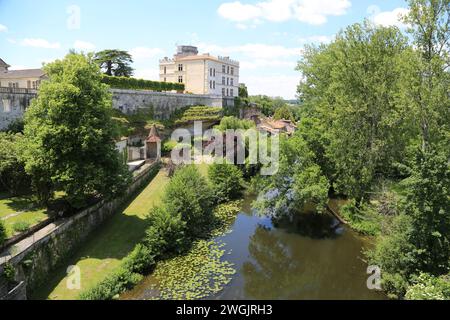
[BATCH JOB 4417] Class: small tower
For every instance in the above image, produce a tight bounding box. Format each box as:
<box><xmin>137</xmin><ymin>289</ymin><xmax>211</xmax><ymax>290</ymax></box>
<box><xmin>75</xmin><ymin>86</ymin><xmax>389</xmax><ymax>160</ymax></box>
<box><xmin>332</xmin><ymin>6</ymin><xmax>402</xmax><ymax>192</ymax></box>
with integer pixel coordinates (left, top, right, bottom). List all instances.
<box><xmin>0</xmin><ymin>58</ymin><xmax>10</xmax><ymax>73</ymax></box>
<box><xmin>146</xmin><ymin>124</ymin><xmax>161</xmax><ymax>161</ymax></box>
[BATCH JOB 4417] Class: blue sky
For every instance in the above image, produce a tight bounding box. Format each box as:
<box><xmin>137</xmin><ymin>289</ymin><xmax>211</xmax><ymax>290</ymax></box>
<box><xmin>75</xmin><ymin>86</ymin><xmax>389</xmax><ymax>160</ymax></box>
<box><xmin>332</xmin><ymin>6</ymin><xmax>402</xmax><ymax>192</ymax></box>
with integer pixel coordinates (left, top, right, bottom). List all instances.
<box><xmin>0</xmin><ymin>0</ymin><xmax>408</xmax><ymax>99</ymax></box>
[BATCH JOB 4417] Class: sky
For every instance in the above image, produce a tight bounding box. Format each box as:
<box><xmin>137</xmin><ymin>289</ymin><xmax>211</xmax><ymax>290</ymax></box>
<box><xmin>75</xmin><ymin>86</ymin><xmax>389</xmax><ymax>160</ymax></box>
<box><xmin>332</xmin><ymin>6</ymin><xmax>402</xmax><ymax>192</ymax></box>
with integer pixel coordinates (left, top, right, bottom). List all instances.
<box><xmin>0</xmin><ymin>0</ymin><xmax>409</xmax><ymax>99</ymax></box>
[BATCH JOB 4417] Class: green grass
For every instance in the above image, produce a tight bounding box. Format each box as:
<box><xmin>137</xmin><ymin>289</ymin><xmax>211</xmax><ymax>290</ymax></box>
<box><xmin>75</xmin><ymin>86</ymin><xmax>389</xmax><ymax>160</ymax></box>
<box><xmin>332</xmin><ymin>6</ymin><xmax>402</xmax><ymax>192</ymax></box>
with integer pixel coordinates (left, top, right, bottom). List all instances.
<box><xmin>0</xmin><ymin>193</ymin><xmax>48</xmax><ymax>238</ymax></box>
<box><xmin>31</xmin><ymin>168</ymin><xmax>170</xmax><ymax>300</ymax></box>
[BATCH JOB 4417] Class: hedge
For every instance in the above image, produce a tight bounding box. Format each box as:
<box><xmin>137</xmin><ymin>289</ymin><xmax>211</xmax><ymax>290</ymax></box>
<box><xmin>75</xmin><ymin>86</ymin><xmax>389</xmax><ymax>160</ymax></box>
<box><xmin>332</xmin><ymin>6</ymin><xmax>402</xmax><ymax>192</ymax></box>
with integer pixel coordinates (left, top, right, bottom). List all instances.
<box><xmin>101</xmin><ymin>75</ymin><xmax>185</xmax><ymax>92</ymax></box>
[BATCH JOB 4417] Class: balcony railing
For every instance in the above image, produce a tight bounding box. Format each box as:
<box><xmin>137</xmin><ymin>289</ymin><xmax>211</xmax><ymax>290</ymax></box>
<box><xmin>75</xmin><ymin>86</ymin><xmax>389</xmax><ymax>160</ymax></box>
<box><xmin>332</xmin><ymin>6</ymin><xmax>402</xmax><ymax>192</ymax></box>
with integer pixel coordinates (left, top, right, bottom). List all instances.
<box><xmin>0</xmin><ymin>87</ymin><xmax>38</xmax><ymax>94</ymax></box>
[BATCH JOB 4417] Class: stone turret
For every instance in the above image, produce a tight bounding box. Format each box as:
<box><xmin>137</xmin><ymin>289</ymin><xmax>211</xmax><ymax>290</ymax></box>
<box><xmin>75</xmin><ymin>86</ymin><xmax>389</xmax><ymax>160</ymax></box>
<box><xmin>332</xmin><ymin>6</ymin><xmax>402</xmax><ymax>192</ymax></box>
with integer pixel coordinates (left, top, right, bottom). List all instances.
<box><xmin>0</xmin><ymin>58</ymin><xmax>10</xmax><ymax>73</ymax></box>
<box><xmin>146</xmin><ymin>124</ymin><xmax>161</xmax><ymax>160</ymax></box>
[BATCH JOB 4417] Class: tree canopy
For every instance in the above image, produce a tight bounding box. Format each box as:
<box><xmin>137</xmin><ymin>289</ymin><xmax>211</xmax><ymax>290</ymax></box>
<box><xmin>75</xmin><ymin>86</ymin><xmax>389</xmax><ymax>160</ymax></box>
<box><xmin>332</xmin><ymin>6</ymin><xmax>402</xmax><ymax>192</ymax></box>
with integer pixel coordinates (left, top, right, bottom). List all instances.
<box><xmin>93</xmin><ymin>49</ymin><xmax>134</xmax><ymax>77</ymax></box>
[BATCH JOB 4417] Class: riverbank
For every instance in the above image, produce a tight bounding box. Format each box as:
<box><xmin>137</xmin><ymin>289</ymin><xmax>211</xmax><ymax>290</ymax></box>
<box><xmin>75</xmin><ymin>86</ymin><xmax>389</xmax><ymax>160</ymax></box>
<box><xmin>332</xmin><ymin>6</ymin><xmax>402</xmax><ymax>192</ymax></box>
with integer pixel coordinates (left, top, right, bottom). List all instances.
<box><xmin>31</xmin><ymin>168</ymin><xmax>169</xmax><ymax>300</ymax></box>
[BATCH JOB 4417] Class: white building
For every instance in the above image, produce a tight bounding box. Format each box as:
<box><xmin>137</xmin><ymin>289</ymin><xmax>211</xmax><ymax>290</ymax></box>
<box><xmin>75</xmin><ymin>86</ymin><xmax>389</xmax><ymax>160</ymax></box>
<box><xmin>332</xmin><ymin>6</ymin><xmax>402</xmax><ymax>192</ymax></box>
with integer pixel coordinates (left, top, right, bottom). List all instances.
<box><xmin>0</xmin><ymin>58</ymin><xmax>46</xmax><ymax>89</ymax></box>
<box><xmin>160</xmin><ymin>46</ymin><xmax>239</xmax><ymax>97</ymax></box>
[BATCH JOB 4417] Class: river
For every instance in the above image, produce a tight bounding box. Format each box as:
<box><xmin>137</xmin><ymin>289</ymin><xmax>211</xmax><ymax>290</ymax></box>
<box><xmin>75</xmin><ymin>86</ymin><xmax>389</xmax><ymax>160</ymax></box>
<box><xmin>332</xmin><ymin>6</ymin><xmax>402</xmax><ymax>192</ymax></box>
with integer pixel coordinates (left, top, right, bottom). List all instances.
<box><xmin>122</xmin><ymin>195</ymin><xmax>386</xmax><ymax>300</ymax></box>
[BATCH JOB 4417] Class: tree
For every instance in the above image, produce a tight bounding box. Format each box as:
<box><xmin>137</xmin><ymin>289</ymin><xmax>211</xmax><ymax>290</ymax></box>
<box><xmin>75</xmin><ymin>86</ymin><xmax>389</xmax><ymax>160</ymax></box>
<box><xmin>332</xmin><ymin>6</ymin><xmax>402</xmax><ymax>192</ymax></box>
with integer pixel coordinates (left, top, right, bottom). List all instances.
<box><xmin>163</xmin><ymin>166</ymin><xmax>214</xmax><ymax>237</ymax></box>
<box><xmin>401</xmin><ymin>0</ymin><xmax>450</xmax><ymax>151</ymax></box>
<box><xmin>273</xmin><ymin>106</ymin><xmax>294</xmax><ymax>122</ymax></box>
<box><xmin>0</xmin><ymin>220</ymin><xmax>6</xmax><ymax>245</ymax></box>
<box><xmin>208</xmin><ymin>163</ymin><xmax>245</xmax><ymax>203</ymax></box>
<box><xmin>297</xmin><ymin>21</ymin><xmax>410</xmax><ymax>204</ymax></box>
<box><xmin>93</xmin><ymin>50</ymin><xmax>134</xmax><ymax>77</ymax></box>
<box><xmin>0</xmin><ymin>133</ymin><xmax>31</xmax><ymax>195</ymax></box>
<box><xmin>239</xmin><ymin>83</ymin><xmax>249</xmax><ymax>98</ymax></box>
<box><xmin>23</xmin><ymin>53</ymin><xmax>131</xmax><ymax>207</ymax></box>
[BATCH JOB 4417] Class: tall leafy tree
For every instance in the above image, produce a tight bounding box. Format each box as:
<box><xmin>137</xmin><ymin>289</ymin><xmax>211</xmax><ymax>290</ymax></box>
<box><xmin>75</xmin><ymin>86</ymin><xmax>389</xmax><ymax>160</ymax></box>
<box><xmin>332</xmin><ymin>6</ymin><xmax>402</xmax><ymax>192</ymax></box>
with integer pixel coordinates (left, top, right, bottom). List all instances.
<box><xmin>93</xmin><ymin>49</ymin><xmax>134</xmax><ymax>77</ymax></box>
<box><xmin>23</xmin><ymin>53</ymin><xmax>131</xmax><ymax>207</ymax></box>
<box><xmin>297</xmin><ymin>21</ymin><xmax>410</xmax><ymax>204</ymax></box>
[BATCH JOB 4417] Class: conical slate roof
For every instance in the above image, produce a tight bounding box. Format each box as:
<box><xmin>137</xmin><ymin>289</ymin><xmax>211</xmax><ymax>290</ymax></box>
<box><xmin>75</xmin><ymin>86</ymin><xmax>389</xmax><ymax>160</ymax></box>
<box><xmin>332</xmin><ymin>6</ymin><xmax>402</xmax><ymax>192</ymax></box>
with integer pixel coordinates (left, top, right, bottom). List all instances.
<box><xmin>146</xmin><ymin>124</ymin><xmax>161</xmax><ymax>143</ymax></box>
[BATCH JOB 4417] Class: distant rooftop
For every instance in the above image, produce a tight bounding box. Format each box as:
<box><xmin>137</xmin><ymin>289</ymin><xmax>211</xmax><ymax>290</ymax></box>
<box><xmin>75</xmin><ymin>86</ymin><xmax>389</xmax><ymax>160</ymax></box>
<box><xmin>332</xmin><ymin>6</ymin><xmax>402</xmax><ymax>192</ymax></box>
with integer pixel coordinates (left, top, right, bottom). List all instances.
<box><xmin>160</xmin><ymin>45</ymin><xmax>239</xmax><ymax>66</ymax></box>
<box><xmin>0</xmin><ymin>69</ymin><xmax>46</xmax><ymax>79</ymax></box>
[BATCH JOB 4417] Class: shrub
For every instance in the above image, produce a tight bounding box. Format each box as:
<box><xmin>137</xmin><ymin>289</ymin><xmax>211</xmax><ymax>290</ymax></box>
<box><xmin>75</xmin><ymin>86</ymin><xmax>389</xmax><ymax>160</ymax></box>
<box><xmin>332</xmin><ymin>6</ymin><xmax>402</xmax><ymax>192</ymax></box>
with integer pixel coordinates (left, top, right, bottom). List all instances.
<box><xmin>405</xmin><ymin>273</ymin><xmax>450</xmax><ymax>300</ymax></box>
<box><xmin>122</xmin><ymin>244</ymin><xmax>155</xmax><ymax>275</ymax></box>
<box><xmin>163</xmin><ymin>165</ymin><xmax>214</xmax><ymax>237</ymax></box>
<box><xmin>215</xmin><ymin>116</ymin><xmax>255</xmax><ymax>131</ymax></box>
<box><xmin>144</xmin><ymin>207</ymin><xmax>186</xmax><ymax>258</ymax></box>
<box><xmin>12</xmin><ymin>221</ymin><xmax>31</xmax><ymax>234</ymax></box>
<box><xmin>79</xmin><ymin>267</ymin><xmax>143</xmax><ymax>300</ymax></box>
<box><xmin>101</xmin><ymin>75</ymin><xmax>185</xmax><ymax>92</ymax></box>
<box><xmin>0</xmin><ymin>221</ymin><xmax>6</xmax><ymax>246</ymax></box>
<box><xmin>208</xmin><ymin>163</ymin><xmax>244</xmax><ymax>203</ymax></box>
<box><xmin>340</xmin><ymin>200</ymin><xmax>382</xmax><ymax>236</ymax></box>
<box><xmin>2</xmin><ymin>263</ymin><xmax>16</xmax><ymax>283</ymax></box>
<box><xmin>162</xmin><ymin>140</ymin><xmax>178</xmax><ymax>155</ymax></box>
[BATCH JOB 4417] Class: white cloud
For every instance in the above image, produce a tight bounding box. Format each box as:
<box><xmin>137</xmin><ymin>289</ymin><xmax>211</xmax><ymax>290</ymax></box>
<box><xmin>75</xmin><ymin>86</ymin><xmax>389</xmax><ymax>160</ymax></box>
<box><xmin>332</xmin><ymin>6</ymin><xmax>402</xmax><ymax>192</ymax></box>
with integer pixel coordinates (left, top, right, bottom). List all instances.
<box><xmin>73</xmin><ymin>40</ymin><xmax>96</xmax><ymax>51</ymax></box>
<box><xmin>20</xmin><ymin>38</ymin><xmax>61</xmax><ymax>49</ymax></box>
<box><xmin>130</xmin><ymin>47</ymin><xmax>164</xmax><ymax>59</ymax></box>
<box><xmin>218</xmin><ymin>0</ymin><xmax>351</xmax><ymax>26</ymax></box>
<box><xmin>372</xmin><ymin>7</ymin><xmax>409</xmax><ymax>28</ymax></box>
<box><xmin>241</xmin><ymin>59</ymin><xmax>297</xmax><ymax>69</ymax></box>
<box><xmin>243</xmin><ymin>74</ymin><xmax>300</xmax><ymax>99</ymax></box>
<box><xmin>0</xmin><ymin>24</ymin><xmax>7</xmax><ymax>32</ymax></box>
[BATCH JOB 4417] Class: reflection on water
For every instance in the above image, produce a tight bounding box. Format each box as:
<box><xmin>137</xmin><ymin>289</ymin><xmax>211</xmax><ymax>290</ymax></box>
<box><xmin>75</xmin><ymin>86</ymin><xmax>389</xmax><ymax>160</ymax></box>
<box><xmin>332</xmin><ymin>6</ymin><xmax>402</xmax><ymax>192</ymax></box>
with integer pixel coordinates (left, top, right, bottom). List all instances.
<box><xmin>123</xmin><ymin>195</ymin><xmax>386</xmax><ymax>300</ymax></box>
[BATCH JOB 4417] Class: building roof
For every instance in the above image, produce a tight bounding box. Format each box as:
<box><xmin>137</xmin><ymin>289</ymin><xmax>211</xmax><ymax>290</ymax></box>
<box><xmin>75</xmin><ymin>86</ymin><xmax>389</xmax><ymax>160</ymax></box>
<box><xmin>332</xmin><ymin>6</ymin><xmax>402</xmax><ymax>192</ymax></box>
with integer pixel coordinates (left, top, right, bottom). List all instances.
<box><xmin>0</xmin><ymin>58</ymin><xmax>10</xmax><ymax>68</ymax></box>
<box><xmin>0</xmin><ymin>69</ymin><xmax>45</xmax><ymax>79</ymax></box>
<box><xmin>146</xmin><ymin>124</ymin><xmax>161</xmax><ymax>143</ymax></box>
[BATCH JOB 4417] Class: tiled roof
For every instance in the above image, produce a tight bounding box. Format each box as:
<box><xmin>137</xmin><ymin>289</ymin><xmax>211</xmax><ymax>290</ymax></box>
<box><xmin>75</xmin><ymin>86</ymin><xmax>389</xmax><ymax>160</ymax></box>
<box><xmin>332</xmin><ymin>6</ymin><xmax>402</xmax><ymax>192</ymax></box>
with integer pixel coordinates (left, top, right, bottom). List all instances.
<box><xmin>0</xmin><ymin>58</ymin><xmax>10</xmax><ymax>68</ymax></box>
<box><xmin>0</xmin><ymin>69</ymin><xmax>45</xmax><ymax>79</ymax></box>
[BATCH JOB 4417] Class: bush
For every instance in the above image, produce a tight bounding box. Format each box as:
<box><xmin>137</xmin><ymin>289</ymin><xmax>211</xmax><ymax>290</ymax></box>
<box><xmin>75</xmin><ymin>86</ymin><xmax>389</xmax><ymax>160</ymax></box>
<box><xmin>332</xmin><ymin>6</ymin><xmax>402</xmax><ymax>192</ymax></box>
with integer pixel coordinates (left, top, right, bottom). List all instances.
<box><xmin>144</xmin><ymin>207</ymin><xmax>186</xmax><ymax>258</ymax></box>
<box><xmin>340</xmin><ymin>200</ymin><xmax>382</xmax><ymax>236</ymax></box>
<box><xmin>0</xmin><ymin>221</ymin><xmax>7</xmax><ymax>245</ymax></box>
<box><xmin>122</xmin><ymin>244</ymin><xmax>155</xmax><ymax>274</ymax></box>
<box><xmin>208</xmin><ymin>163</ymin><xmax>244</xmax><ymax>203</ymax></box>
<box><xmin>215</xmin><ymin>116</ymin><xmax>255</xmax><ymax>131</ymax></box>
<box><xmin>406</xmin><ymin>273</ymin><xmax>450</xmax><ymax>300</ymax></box>
<box><xmin>101</xmin><ymin>75</ymin><xmax>185</xmax><ymax>92</ymax></box>
<box><xmin>163</xmin><ymin>165</ymin><xmax>214</xmax><ymax>237</ymax></box>
<box><xmin>79</xmin><ymin>267</ymin><xmax>143</xmax><ymax>300</ymax></box>
<box><xmin>12</xmin><ymin>221</ymin><xmax>31</xmax><ymax>234</ymax></box>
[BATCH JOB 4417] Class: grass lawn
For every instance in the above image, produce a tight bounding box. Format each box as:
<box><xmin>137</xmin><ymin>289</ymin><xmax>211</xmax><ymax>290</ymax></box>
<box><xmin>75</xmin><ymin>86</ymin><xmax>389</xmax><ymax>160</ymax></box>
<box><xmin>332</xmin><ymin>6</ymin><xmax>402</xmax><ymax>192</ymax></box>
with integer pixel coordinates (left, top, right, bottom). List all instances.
<box><xmin>0</xmin><ymin>193</ymin><xmax>49</xmax><ymax>238</ymax></box>
<box><xmin>31</xmin><ymin>168</ymin><xmax>170</xmax><ymax>300</ymax></box>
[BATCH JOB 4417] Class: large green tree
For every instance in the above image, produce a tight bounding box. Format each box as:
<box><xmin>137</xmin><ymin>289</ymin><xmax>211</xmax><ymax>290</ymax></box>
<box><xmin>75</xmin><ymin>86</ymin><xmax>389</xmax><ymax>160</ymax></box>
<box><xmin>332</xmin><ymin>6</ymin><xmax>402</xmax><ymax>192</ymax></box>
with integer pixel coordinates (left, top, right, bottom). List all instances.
<box><xmin>297</xmin><ymin>21</ymin><xmax>410</xmax><ymax>204</ymax></box>
<box><xmin>23</xmin><ymin>53</ymin><xmax>131</xmax><ymax>207</ymax></box>
<box><xmin>93</xmin><ymin>50</ymin><xmax>134</xmax><ymax>77</ymax></box>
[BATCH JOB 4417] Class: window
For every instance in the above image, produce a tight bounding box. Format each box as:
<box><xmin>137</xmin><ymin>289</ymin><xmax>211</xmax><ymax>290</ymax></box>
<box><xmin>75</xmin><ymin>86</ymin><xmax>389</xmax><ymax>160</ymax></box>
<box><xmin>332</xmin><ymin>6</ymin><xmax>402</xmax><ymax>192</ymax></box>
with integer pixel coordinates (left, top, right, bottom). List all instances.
<box><xmin>210</xmin><ymin>68</ymin><xmax>213</xmax><ymax>77</ymax></box>
<box><xmin>210</xmin><ymin>80</ymin><xmax>213</xmax><ymax>89</ymax></box>
<box><xmin>213</xmin><ymin>69</ymin><xmax>216</xmax><ymax>77</ymax></box>
<box><xmin>226</xmin><ymin>88</ymin><xmax>229</xmax><ymax>96</ymax></box>
<box><xmin>230</xmin><ymin>89</ymin><xmax>234</xmax><ymax>96</ymax></box>
<box><xmin>230</xmin><ymin>78</ymin><xmax>234</xmax><ymax>86</ymax></box>
<box><xmin>227</xmin><ymin>66</ymin><xmax>230</xmax><ymax>74</ymax></box>
<box><xmin>164</xmin><ymin>78</ymin><xmax>167</xmax><ymax>82</ymax></box>
<box><xmin>27</xmin><ymin>80</ymin><xmax>31</xmax><ymax>89</ymax></box>
<box><xmin>164</xmin><ymin>66</ymin><xmax>167</xmax><ymax>74</ymax></box>
<box><xmin>231</xmin><ymin>67</ymin><xmax>234</xmax><ymax>75</ymax></box>
<box><xmin>222</xmin><ymin>65</ymin><xmax>225</xmax><ymax>73</ymax></box>
<box><xmin>227</xmin><ymin>78</ymin><xmax>229</xmax><ymax>86</ymax></box>
<box><xmin>222</xmin><ymin>88</ymin><xmax>225</xmax><ymax>96</ymax></box>
<box><xmin>222</xmin><ymin>77</ymin><xmax>225</xmax><ymax>85</ymax></box>
<box><xmin>178</xmin><ymin>76</ymin><xmax>183</xmax><ymax>83</ymax></box>
<box><xmin>213</xmin><ymin>81</ymin><xmax>216</xmax><ymax>89</ymax></box>
<box><xmin>178</xmin><ymin>64</ymin><xmax>183</xmax><ymax>71</ymax></box>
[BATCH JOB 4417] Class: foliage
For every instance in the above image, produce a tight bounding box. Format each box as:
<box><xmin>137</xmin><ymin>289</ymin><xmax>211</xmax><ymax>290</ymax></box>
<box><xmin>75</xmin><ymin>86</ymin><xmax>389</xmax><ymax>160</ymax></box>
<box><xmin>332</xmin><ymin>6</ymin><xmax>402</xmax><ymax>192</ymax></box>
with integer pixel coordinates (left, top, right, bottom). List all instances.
<box><xmin>273</xmin><ymin>106</ymin><xmax>295</xmax><ymax>122</ymax></box>
<box><xmin>93</xmin><ymin>50</ymin><xmax>134</xmax><ymax>77</ymax></box>
<box><xmin>255</xmin><ymin>133</ymin><xmax>330</xmax><ymax>218</ymax></box>
<box><xmin>12</xmin><ymin>221</ymin><xmax>31</xmax><ymax>233</ymax></box>
<box><xmin>297</xmin><ymin>21</ymin><xmax>410</xmax><ymax>203</ymax></box>
<box><xmin>248</xmin><ymin>95</ymin><xmax>288</xmax><ymax>117</ymax></box>
<box><xmin>173</xmin><ymin>106</ymin><xmax>222</xmax><ymax>126</ymax></box>
<box><xmin>79</xmin><ymin>267</ymin><xmax>143</xmax><ymax>300</ymax></box>
<box><xmin>2</xmin><ymin>263</ymin><xmax>15</xmax><ymax>283</ymax></box>
<box><xmin>239</xmin><ymin>83</ymin><xmax>249</xmax><ymax>98</ymax></box>
<box><xmin>0</xmin><ymin>133</ymin><xmax>31</xmax><ymax>196</ymax></box>
<box><xmin>340</xmin><ymin>200</ymin><xmax>383</xmax><ymax>236</ymax></box>
<box><xmin>208</xmin><ymin>163</ymin><xmax>245</xmax><ymax>203</ymax></box>
<box><xmin>102</xmin><ymin>75</ymin><xmax>185</xmax><ymax>92</ymax></box>
<box><xmin>3</xmin><ymin>119</ymin><xmax>24</xmax><ymax>134</ymax></box>
<box><xmin>163</xmin><ymin>166</ymin><xmax>214</xmax><ymax>237</ymax></box>
<box><xmin>215</xmin><ymin>116</ymin><xmax>255</xmax><ymax>131</ymax></box>
<box><xmin>144</xmin><ymin>207</ymin><xmax>186</xmax><ymax>258</ymax></box>
<box><xmin>22</xmin><ymin>53</ymin><xmax>132</xmax><ymax>207</ymax></box>
<box><xmin>0</xmin><ymin>220</ymin><xmax>6</xmax><ymax>245</ymax></box>
<box><xmin>406</xmin><ymin>273</ymin><xmax>450</xmax><ymax>300</ymax></box>
<box><xmin>162</xmin><ymin>140</ymin><xmax>178</xmax><ymax>155</ymax></box>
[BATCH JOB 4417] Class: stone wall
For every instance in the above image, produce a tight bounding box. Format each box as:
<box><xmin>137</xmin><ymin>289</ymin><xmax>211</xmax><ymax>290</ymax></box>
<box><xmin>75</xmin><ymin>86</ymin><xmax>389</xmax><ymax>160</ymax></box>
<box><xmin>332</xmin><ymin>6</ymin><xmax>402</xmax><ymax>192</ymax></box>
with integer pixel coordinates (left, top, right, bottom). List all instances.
<box><xmin>0</xmin><ymin>88</ymin><xmax>232</xmax><ymax>130</ymax></box>
<box><xmin>0</xmin><ymin>162</ymin><xmax>160</xmax><ymax>299</ymax></box>
<box><xmin>0</xmin><ymin>87</ymin><xmax>37</xmax><ymax>130</ymax></box>
<box><xmin>111</xmin><ymin>89</ymin><xmax>225</xmax><ymax>119</ymax></box>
